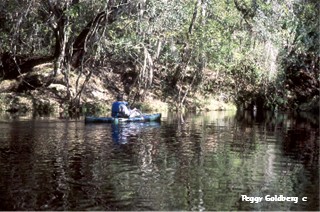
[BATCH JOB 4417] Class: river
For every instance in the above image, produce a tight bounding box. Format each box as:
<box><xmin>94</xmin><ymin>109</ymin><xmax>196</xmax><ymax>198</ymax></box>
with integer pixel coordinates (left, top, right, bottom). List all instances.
<box><xmin>0</xmin><ymin>110</ymin><xmax>318</xmax><ymax>211</ymax></box>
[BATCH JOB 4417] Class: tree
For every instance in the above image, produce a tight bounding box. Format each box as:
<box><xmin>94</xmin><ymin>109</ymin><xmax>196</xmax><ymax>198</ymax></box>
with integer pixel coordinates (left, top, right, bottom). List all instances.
<box><xmin>0</xmin><ymin>0</ymin><xmax>318</xmax><ymax>112</ymax></box>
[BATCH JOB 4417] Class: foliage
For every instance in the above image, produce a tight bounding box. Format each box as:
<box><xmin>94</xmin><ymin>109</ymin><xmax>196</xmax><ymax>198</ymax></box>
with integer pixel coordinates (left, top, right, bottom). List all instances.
<box><xmin>0</xmin><ymin>0</ymin><xmax>318</xmax><ymax>111</ymax></box>
<box><xmin>271</xmin><ymin>0</ymin><xmax>319</xmax><ymax>111</ymax></box>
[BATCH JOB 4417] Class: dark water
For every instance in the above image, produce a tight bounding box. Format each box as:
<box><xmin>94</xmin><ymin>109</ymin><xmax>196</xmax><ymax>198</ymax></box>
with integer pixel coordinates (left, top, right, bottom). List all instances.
<box><xmin>0</xmin><ymin>111</ymin><xmax>318</xmax><ymax>211</ymax></box>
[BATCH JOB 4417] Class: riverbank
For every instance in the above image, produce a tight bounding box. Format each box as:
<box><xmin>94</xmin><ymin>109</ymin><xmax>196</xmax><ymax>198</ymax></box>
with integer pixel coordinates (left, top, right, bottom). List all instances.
<box><xmin>0</xmin><ymin>63</ymin><xmax>236</xmax><ymax>116</ymax></box>
<box><xmin>0</xmin><ymin>91</ymin><xmax>237</xmax><ymax>116</ymax></box>
<box><xmin>0</xmin><ymin>60</ymin><xmax>317</xmax><ymax>116</ymax></box>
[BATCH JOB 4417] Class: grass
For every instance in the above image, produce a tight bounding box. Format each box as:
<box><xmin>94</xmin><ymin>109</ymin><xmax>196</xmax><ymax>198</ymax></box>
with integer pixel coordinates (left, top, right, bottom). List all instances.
<box><xmin>132</xmin><ymin>99</ymin><xmax>169</xmax><ymax>113</ymax></box>
<box><xmin>192</xmin><ymin>95</ymin><xmax>237</xmax><ymax>111</ymax></box>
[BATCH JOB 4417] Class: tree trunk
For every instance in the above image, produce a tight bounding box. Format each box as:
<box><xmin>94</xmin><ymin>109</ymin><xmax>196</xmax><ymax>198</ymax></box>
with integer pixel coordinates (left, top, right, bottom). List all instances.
<box><xmin>71</xmin><ymin>4</ymin><xmax>125</xmax><ymax>68</ymax></box>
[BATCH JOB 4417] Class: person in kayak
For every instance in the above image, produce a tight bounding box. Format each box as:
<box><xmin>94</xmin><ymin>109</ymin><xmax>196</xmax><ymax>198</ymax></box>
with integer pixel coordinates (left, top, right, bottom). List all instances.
<box><xmin>111</xmin><ymin>94</ymin><xmax>142</xmax><ymax>118</ymax></box>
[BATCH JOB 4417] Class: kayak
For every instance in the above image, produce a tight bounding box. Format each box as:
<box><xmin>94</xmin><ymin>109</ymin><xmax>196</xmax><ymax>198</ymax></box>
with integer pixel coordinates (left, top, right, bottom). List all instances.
<box><xmin>85</xmin><ymin>113</ymin><xmax>161</xmax><ymax>124</ymax></box>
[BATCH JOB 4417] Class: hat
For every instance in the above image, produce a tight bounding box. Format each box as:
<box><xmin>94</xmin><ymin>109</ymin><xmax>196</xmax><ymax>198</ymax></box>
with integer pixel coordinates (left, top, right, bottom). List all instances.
<box><xmin>116</xmin><ymin>94</ymin><xmax>124</xmax><ymax>101</ymax></box>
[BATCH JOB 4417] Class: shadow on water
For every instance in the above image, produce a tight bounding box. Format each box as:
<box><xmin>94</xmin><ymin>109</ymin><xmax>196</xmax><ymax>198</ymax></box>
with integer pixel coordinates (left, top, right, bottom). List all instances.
<box><xmin>0</xmin><ymin>110</ymin><xmax>318</xmax><ymax>211</ymax></box>
<box><xmin>234</xmin><ymin>110</ymin><xmax>319</xmax><ymax>211</ymax></box>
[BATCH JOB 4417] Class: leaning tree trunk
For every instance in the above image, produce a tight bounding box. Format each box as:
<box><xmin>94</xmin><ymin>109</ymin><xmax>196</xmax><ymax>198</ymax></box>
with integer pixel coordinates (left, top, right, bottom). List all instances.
<box><xmin>49</xmin><ymin>0</ymin><xmax>127</xmax><ymax>111</ymax></box>
<box><xmin>71</xmin><ymin>4</ymin><xmax>124</xmax><ymax>68</ymax></box>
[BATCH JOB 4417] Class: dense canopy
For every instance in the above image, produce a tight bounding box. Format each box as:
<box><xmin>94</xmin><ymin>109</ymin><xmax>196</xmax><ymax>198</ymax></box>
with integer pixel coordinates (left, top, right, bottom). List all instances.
<box><xmin>0</xmin><ymin>0</ymin><xmax>319</xmax><ymax>113</ymax></box>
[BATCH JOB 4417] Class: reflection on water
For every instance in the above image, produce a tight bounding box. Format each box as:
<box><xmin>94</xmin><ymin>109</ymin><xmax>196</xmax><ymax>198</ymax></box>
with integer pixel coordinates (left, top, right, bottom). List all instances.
<box><xmin>111</xmin><ymin>122</ymin><xmax>161</xmax><ymax>145</ymax></box>
<box><xmin>0</xmin><ymin>111</ymin><xmax>318</xmax><ymax>211</ymax></box>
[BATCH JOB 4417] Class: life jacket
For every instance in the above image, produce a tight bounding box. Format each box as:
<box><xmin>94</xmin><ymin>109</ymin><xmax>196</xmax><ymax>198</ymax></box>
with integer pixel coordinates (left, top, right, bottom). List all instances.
<box><xmin>111</xmin><ymin>101</ymin><xmax>129</xmax><ymax>117</ymax></box>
